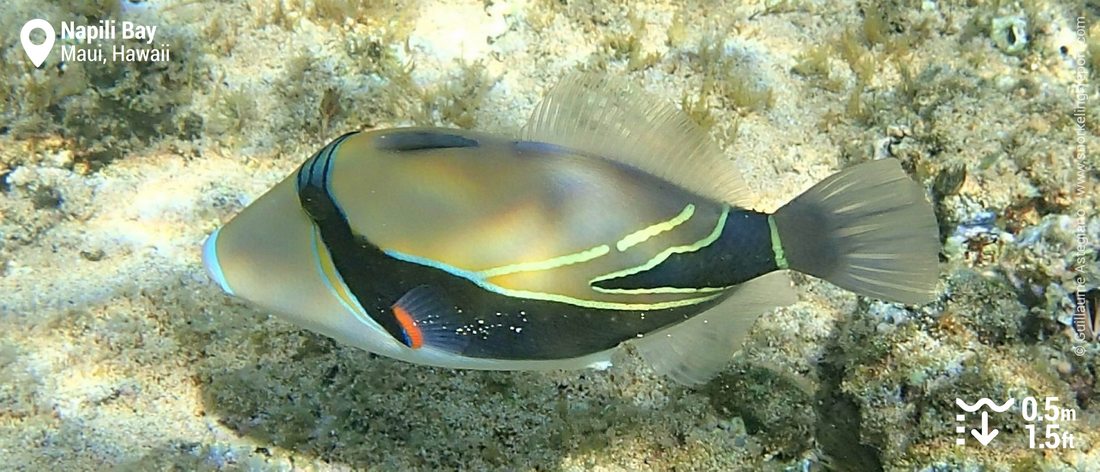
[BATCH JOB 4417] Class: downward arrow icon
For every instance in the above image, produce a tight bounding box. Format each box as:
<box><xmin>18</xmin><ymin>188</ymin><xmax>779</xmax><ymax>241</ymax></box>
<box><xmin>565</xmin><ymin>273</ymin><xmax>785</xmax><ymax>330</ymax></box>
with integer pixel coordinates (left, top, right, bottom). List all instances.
<box><xmin>971</xmin><ymin>411</ymin><xmax>999</xmax><ymax>445</ymax></box>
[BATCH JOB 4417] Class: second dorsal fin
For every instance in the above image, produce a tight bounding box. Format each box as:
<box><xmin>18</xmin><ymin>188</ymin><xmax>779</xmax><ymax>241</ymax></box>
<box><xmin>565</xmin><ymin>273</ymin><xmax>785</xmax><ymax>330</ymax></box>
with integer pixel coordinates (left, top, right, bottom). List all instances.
<box><xmin>522</xmin><ymin>73</ymin><xmax>755</xmax><ymax>208</ymax></box>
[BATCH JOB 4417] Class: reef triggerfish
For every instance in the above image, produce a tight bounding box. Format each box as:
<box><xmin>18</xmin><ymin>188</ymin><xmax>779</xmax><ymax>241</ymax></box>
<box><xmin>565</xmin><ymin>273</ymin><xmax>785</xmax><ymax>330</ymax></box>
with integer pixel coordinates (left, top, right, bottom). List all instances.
<box><xmin>202</xmin><ymin>74</ymin><xmax>940</xmax><ymax>384</ymax></box>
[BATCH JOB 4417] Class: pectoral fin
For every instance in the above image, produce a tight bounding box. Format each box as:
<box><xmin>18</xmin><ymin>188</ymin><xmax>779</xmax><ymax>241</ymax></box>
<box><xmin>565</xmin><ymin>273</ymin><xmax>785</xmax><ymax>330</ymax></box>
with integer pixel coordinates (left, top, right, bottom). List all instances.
<box><xmin>391</xmin><ymin>285</ymin><xmax>471</xmax><ymax>353</ymax></box>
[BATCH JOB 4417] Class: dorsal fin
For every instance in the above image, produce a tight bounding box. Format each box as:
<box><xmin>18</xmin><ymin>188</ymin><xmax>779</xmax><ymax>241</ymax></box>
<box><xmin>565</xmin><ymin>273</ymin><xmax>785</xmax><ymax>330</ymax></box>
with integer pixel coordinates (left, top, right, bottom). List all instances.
<box><xmin>629</xmin><ymin>272</ymin><xmax>796</xmax><ymax>385</ymax></box>
<box><xmin>523</xmin><ymin>73</ymin><xmax>754</xmax><ymax>208</ymax></box>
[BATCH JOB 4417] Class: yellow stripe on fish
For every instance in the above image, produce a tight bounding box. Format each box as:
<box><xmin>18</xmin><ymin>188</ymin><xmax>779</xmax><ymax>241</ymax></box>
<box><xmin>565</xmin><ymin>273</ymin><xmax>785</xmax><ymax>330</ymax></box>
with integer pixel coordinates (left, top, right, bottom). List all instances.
<box><xmin>591</xmin><ymin>206</ymin><xmax>730</xmax><ymax>287</ymax></box>
<box><xmin>615</xmin><ymin>204</ymin><xmax>696</xmax><ymax>252</ymax></box>
<box><xmin>311</xmin><ymin>225</ymin><xmax>372</xmax><ymax>326</ymax></box>
<box><xmin>476</xmin><ymin>244</ymin><xmax>611</xmax><ymax>279</ymax></box>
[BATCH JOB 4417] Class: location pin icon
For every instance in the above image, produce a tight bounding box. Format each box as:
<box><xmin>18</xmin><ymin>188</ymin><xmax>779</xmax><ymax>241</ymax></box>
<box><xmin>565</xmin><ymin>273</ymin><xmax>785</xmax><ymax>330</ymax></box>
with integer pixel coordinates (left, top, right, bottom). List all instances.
<box><xmin>21</xmin><ymin>19</ymin><xmax>56</xmax><ymax>68</ymax></box>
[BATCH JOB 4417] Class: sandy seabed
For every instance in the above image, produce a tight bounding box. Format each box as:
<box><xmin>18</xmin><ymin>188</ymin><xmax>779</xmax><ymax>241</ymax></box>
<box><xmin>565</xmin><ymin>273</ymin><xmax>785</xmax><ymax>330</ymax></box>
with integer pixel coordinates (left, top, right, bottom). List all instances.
<box><xmin>1</xmin><ymin>0</ymin><xmax>1098</xmax><ymax>470</ymax></box>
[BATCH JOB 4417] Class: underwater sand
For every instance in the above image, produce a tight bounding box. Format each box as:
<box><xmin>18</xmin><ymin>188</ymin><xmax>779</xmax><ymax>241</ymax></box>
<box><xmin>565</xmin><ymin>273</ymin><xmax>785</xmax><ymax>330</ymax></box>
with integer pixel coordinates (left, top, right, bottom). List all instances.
<box><xmin>1</xmin><ymin>0</ymin><xmax>1098</xmax><ymax>470</ymax></box>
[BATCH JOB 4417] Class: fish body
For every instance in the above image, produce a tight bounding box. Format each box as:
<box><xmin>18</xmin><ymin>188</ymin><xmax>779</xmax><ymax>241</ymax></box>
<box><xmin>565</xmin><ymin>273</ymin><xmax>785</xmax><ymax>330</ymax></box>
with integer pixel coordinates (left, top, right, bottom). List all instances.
<box><xmin>204</xmin><ymin>75</ymin><xmax>940</xmax><ymax>384</ymax></box>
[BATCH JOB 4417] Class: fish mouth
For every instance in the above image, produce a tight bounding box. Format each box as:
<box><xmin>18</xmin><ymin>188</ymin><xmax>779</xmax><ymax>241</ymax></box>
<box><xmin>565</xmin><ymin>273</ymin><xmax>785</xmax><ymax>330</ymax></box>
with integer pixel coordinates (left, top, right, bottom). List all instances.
<box><xmin>202</xmin><ymin>227</ymin><xmax>235</xmax><ymax>295</ymax></box>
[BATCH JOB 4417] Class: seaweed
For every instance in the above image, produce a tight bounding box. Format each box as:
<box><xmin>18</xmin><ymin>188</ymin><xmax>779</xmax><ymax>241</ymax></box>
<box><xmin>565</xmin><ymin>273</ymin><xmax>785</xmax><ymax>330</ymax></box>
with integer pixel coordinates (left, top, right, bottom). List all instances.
<box><xmin>599</xmin><ymin>12</ymin><xmax>660</xmax><ymax>71</ymax></box>
<box><xmin>209</xmin><ymin>88</ymin><xmax>257</xmax><ymax>136</ymax></box>
<box><xmin>793</xmin><ymin>44</ymin><xmax>844</xmax><ymax>92</ymax></box>
<box><xmin>691</xmin><ymin>32</ymin><xmax>774</xmax><ymax>116</ymax></box>
<box><xmin>431</xmin><ymin>62</ymin><xmax>493</xmax><ymax>129</ymax></box>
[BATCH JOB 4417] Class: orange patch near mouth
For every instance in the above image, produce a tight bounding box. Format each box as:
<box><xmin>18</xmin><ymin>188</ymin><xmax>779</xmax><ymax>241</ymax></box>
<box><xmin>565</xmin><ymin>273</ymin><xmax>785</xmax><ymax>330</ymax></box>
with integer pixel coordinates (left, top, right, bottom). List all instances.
<box><xmin>392</xmin><ymin>305</ymin><xmax>424</xmax><ymax>349</ymax></box>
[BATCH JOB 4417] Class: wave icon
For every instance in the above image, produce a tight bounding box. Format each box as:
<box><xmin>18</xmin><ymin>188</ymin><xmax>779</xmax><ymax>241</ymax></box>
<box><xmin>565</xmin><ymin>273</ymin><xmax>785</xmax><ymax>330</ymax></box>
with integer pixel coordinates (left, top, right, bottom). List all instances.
<box><xmin>956</xmin><ymin>398</ymin><xmax>1015</xmax><ymax>412</ymax></box>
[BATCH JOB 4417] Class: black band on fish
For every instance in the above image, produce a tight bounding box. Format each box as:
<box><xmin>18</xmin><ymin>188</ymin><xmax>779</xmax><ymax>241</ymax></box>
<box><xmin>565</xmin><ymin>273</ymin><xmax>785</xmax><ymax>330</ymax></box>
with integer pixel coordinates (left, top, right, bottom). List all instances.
<box><xmin>296</xmin><ymin>131</ymin><xmax>358</xmax><ymax>206</ymax></box>
<box><xmin>296</xmin><ymin>131</ymin><xmax>416</xmax><ymax>345</ymax></box>
<box><xmin>593</xmin><ymin>209</ymin><xmax>778</xmax><ymax>291</ymax></box>
<box><xmin>294</xmin><ymin>135</ymin><xmax>719</xmax><ymax>358</ymax></box>
<box><xmin>374</xmin><ymin>131</ymin><xmax>479</xmax><ymax>152</ymax></box>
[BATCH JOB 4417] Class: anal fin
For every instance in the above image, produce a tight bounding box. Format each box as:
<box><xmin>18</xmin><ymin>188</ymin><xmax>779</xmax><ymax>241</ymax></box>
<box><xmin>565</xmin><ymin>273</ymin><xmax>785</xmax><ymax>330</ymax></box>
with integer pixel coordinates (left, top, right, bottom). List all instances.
<box><xmin>630</xmin><ymin>272</ymin><xmax>797</xmax><ymax>385</ymax></box>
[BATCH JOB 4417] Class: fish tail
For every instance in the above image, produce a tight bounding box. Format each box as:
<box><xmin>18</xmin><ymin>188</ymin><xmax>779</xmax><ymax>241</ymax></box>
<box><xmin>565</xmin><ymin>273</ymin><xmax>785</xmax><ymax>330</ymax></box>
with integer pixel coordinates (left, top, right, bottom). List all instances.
<box><xmin>771</xmin><ymin>159</ymin><xmax>940</xmax><ymax>304</ymax></box>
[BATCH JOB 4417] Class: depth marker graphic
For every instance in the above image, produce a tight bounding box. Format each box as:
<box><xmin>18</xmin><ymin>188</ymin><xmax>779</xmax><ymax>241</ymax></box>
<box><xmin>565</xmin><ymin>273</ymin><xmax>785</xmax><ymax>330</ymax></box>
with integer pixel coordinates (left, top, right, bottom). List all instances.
<box><xmin>955</xmin><ymin>398</ymin><xmax>1015</xmax><ymax>446</ymax></box>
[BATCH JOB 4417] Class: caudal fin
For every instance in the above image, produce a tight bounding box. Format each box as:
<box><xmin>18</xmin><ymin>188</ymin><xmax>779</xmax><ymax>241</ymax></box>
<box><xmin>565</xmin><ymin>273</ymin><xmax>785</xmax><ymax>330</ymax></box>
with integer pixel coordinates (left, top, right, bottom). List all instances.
<box><xmin>772</xmin><ymin>159</ymin><xmax>939</xmax><ymax>304</ymax></box>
